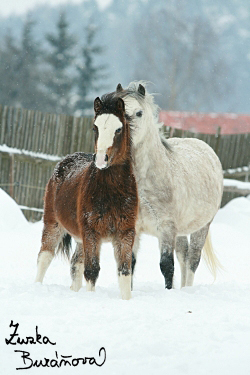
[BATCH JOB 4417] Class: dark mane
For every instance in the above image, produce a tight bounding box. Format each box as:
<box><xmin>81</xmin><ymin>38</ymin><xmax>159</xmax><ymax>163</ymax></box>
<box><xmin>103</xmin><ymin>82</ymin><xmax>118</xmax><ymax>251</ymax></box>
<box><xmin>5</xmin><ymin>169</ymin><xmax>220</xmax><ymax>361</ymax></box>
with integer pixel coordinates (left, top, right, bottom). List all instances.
<box><xmin>99</xmin><ymin>93</ymin><xmax>121</xmax><ymax>115</ymax></box>
<box><xmin>100</xmin><ymin>92</ymin><xmax>133</xmax><ymax>123</ymax></box>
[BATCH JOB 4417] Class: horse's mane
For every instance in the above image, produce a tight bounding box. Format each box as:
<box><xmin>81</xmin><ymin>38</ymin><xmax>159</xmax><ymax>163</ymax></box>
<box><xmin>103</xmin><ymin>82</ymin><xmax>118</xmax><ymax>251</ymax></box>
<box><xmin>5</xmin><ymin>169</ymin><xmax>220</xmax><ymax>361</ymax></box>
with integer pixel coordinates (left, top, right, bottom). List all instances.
<box><xmin>119</xmin><ymin>81</ymin><xmax>161</xmax><ymax>125</ymax></box>
<box><xmin>118</xmin><ymin>81</ymin><xmax>171</xmax><ymax>152</ymax></box>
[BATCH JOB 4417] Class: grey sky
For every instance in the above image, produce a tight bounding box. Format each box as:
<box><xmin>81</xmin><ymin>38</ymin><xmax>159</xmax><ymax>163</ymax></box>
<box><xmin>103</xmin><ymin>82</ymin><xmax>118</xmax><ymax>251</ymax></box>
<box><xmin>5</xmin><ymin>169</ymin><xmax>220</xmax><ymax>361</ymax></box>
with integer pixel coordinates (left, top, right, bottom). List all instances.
<box><xmin>0</xmin><ymin>0</ymin><xmax>111</xmax><ymax>17</ymax></box>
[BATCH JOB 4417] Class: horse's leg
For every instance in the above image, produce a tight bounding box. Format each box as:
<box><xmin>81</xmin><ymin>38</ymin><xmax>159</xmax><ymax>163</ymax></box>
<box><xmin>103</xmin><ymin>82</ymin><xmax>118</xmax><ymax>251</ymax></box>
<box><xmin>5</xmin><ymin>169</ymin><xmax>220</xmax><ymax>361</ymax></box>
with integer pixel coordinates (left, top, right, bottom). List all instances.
<box><xmin>186</xmin><ymin>223</ymin><xmax>210</xmax><ymax>286</ymax></box>
<box><xmin>70</xmin><ymin>243</ymin><xmax>84</xmax><ymax>292</ymax></box>
<box><xmin>83</xmin><ymin>231</ymin><xmax>101</xmax><ymax>292</ymax></box>
<box><xmin>113</xmin><ymin>229</ymin><xmax>135</xmax><ymax>300</ymax></box>
<box><xmin>175</xmin><ymin>236</ymin><xmax>189</xmax><ymax>288</ymax></box>
<box><xmin>35</xmin><ymin>223</ymin><xmax>64</xmax><ymax>283</ymax></box>
<box><xmin>131</xmin><ymin>234</ymin><xmax>140</xmax><ymax>291</ymax></box>
<box><xmin>159</xmin><ymin>228</ymin><xmax>176</xmax><ymax>289</ymax></box>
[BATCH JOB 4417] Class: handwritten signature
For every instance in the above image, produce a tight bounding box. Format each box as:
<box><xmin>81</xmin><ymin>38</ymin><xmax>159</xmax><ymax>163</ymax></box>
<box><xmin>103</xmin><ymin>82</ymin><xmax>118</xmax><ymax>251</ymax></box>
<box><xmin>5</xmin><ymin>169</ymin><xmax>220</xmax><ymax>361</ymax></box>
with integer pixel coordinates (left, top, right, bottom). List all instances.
<box><xmin>14</xmin><ymin>349</ymin><xmax>106</xmax><ymax>369</ymax></box>
<box><xmin>5</xmin><ymin>321</ymin><xmax>106</xmax><ymax>370</ymax></box>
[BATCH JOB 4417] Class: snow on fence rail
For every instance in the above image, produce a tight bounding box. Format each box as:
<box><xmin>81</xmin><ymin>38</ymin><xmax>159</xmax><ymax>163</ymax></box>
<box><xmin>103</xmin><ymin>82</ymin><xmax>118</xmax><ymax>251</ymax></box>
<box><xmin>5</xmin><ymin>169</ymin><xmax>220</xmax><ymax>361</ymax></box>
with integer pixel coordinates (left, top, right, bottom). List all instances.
<box><xmin>223</xmin><ymin>179</ymin><xmax>250</xmax><ymax>195</ymax></box>
<box><xmin>0</xmin><ymin>105</ymin><xmax>250</xmax><ymax>220</ymax></box>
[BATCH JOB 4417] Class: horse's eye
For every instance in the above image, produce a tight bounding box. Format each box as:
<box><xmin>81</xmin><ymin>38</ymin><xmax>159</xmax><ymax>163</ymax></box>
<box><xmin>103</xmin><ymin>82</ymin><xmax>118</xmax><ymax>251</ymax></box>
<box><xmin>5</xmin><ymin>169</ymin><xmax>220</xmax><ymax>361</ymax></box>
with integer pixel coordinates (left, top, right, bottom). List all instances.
<box><xmin>136</xmin><ymin>110</ymin><xmax>143</xmax><ymax>117</ymax></box>
<box><xmin>115</xmin><ymin>127</ymin><xmax>122</xmax><ymax>134</ymax></box>
<box><xmin>93</xmin><ymin>125</ymin><xmax>97</xmax><ymax>132</ymax></box>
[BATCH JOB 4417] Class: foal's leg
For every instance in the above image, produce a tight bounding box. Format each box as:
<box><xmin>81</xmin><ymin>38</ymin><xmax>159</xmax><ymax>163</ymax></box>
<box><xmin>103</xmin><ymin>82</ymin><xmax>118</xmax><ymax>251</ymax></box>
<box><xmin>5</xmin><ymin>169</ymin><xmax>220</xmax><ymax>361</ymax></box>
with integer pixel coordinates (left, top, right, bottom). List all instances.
<box><xmin>186</xmin><ymin>224</ymin><xmax>210</xmax><ymax>286</ymax></box>
<box><xmin>35</xmin><ymin>223</ymin><xmax>64</xmax><ymax>283</ymax></box>
<box><xmin>175</xmin><ymin>236</ymin><xmax>189</xmax><ymax>288</ymax></box>
<box><xmin>159</xmin><ymin>228</ymin><xmax>176</xmax><ymax>289</ymax></box>
<box><xmin>83</xmin><ymin>231</ymin><xmax>101</xmax><ymax>292</ymax></box>
<box><xmin>113</xmin><ymin>229</ymin><xmax>135</xmax><ymax>300</ymax></box>
<box><xmin>131</xmin><ymin>234</ymin><xmax>140</xmax><ymax>290</ymax></box>
<box><xmin>70</xmin><ymin>243</ymin><xmax>84</xmax><ymax>292</ymax></box>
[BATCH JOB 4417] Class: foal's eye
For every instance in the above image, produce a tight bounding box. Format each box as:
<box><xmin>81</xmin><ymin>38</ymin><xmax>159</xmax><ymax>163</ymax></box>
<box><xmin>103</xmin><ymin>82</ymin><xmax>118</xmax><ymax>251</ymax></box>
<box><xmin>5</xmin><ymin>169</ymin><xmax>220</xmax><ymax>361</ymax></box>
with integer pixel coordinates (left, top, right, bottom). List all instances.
<box><xmin>136</xmin><ymin>110</ymin><xmax>143</xmax><ymax>117</ymax></box>
<box><xmin>115</xmin><ymin>127</ymin><xmax>122</xmax><ymax>134</ymax></box>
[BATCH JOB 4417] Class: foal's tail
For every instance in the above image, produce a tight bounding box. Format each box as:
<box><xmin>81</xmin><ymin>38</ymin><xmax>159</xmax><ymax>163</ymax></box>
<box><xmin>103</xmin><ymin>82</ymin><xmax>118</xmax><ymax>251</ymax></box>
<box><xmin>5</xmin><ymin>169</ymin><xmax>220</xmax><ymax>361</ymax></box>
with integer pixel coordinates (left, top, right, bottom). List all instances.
<box><xmin>202</xmin><ymin>230</ymin><xmax>223</xmax><ymax>280</ymax></box>
<box><xmin>56</xmin><ymin>233</ymin><xmax>72</xmax><ymax>260</ymax></box>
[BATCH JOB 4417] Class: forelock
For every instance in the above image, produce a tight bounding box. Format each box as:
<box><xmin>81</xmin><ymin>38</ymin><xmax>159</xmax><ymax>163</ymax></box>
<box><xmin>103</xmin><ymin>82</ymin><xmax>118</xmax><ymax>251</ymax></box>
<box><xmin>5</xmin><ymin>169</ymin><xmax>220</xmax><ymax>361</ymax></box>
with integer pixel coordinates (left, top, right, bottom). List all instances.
<box><xmin>116</xmin><ymin>81</ymin><xmax>160</xmax><ymax>119</ymax></box>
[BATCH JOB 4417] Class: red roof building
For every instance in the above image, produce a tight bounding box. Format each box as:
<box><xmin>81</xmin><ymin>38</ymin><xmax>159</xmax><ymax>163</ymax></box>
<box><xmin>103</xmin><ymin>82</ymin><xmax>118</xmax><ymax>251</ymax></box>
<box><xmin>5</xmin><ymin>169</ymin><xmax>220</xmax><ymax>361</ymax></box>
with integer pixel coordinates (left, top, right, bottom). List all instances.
<box><xmin>159</xmin><ymin>111</ymin><xmax>250</xmax><ymax>135</ymax></box>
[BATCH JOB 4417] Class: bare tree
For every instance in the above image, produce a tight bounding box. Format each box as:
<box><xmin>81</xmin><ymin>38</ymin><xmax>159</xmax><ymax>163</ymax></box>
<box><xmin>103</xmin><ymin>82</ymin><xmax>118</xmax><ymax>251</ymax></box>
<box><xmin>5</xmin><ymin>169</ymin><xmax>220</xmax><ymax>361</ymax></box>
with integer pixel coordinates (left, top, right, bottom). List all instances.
<box><xmin>133</xmin><ymin>5</ymin><xmax>228</xmax><ymax>111</ymax></box>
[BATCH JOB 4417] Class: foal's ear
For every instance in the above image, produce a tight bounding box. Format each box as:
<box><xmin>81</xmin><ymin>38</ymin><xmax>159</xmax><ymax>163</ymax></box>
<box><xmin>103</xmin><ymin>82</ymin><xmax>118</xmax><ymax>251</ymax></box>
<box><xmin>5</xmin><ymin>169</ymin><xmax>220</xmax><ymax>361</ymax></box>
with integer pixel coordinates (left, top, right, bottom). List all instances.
<box><xmin>94</xmin><ymin>97</ymin><xmax>103</xmax><ymax>113</ymax></box>
<box><xmin>117</xmin><ymin>97</ymin><xmax>125</xmax><ymax>113</ymax></box>
<box><xmin>138</xmin><ymin>84</ymin><xmax>145</xmax><ymax>97</ymax></box>
<box><xmin>116</xmin><ymin>83</ymin><xmax>123</xmax><ymax>92</ymax></box>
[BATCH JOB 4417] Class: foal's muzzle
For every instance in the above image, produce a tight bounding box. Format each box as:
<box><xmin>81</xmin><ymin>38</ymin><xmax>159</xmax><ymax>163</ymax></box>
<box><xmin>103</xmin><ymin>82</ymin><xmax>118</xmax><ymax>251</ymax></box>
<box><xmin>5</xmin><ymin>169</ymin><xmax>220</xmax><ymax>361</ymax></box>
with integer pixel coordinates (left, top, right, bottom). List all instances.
<box><xmin>94</xmin><ymin>151</ymin><xmax>109</xmax><ymax>169</ymax></box>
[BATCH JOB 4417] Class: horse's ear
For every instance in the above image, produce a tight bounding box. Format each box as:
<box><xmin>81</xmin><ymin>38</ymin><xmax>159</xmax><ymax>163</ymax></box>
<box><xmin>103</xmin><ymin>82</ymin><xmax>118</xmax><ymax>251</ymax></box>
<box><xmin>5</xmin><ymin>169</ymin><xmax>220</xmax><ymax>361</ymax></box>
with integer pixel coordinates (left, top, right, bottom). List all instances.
<box><xmin>116</xmin><ymin>83</ymin><xmax>123</xmax><ymax>92</ymax></box>
<box><xmin>138</xmin><ymin>84</ymin><xmax>145</xmax><ymax>97</ymax></box>
<box><xmin>117</xmin><ymin>97</ymin><xmax>125</xmax><ymax>113</ymax></box>
<box><xmin>94</xmin><ymin>97</ymin><xmax>103</xmax><ymax>113</ymax></box>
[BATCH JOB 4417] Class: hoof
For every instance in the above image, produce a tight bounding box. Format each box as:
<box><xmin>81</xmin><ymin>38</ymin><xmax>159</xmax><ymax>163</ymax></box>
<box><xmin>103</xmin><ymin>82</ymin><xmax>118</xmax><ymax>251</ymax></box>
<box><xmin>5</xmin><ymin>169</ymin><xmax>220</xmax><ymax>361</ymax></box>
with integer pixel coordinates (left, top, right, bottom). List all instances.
<box><xmin>70</xmin><ymin>283</ymin><xmax>81</xmax><ymax>292</ymax></box>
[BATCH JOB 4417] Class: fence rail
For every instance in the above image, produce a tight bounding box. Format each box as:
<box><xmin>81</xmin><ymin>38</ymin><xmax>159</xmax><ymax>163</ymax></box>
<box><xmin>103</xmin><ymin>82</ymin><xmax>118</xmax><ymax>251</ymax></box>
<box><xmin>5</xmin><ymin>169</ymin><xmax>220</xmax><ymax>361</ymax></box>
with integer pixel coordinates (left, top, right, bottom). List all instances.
<box><xmin>0</xmin><ymin>105</ymin><xmax>250</xmax><ymax>221</ymax></box>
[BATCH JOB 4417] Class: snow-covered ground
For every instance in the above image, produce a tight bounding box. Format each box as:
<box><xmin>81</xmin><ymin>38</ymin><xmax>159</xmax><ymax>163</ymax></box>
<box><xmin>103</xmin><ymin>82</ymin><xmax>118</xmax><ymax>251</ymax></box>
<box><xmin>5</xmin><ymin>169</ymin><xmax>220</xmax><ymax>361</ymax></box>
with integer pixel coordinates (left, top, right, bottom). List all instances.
<box><xmin>0</xmin><ymin>188</ymin><xmax>250</xmax><ymax>374</ymax></box>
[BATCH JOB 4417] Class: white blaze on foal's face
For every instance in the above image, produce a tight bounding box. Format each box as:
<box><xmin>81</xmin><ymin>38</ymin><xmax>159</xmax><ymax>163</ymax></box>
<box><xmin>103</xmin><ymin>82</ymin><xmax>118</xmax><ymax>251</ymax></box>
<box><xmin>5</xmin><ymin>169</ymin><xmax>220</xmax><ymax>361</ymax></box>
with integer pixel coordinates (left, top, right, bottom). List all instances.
<box><xmin>94</xmin><ymin>113</ymin><xmax>123</xmax><ymax>169</ymax></box>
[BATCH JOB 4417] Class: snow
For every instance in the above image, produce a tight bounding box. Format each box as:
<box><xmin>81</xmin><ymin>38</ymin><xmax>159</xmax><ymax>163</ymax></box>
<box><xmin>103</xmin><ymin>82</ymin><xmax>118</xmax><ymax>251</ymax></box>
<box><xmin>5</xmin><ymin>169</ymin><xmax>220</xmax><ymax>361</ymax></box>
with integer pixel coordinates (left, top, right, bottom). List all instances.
<box><xmin>1</xmin><ymin>189</ymin><xmax>250</xmax><ymax>374</ymax></box>
<box><xmin>0</xmin><ymin>144</ymin><xmax>61</xmax><ymax>162</ymax></box>
<box><xmin>224</xmin><ymin>165</ymin><xmax>250</xmax><ymax>174</ymax></box>
<box><xmin>224</xmin><ymin>178</ymin><xmax>250</xmax><ymax>190</ymax></box>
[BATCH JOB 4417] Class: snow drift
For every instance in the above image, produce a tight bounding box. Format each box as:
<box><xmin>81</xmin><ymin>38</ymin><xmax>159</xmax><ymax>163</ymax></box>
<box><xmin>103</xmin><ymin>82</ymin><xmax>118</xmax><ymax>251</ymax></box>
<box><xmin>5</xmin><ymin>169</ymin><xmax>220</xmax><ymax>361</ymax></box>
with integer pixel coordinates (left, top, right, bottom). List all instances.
<box><xmin>0</xmin><ymin>189</ymin><xmax>250</xmax><ymax>374</ymax></box>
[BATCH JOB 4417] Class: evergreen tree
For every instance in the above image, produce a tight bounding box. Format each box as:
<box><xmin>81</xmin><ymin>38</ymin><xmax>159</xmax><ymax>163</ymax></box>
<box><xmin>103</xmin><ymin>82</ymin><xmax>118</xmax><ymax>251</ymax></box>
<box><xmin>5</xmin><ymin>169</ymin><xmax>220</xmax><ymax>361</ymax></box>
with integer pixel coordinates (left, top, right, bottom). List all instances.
<box><xmin>44</xmin><ymin>12</ymin><xmax>76</xmax><ymax>114</ymax></box>
<box><xmin>0</xmin><ymin>17</ymin><xmax>44</xmax><ymax>110</ymax></box>
<box><xmin>0</xmin><ymin>33</ymin><xmax>20</xmax><ymax>106</ymax></box>
<box><xmin>18</xmin><ymin>17</ymin><xmax>45</xmax><ymax>110</ymax></box>
<box><xmin>74</xmin><ymin>23</ymin><xmax>107</xmax><ymax>115</ymax></box>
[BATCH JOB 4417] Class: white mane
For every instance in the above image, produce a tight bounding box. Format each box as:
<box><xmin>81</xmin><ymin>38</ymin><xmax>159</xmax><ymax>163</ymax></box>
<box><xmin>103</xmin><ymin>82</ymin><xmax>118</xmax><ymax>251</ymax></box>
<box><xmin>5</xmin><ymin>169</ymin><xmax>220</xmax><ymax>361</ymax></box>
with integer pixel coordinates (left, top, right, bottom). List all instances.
<box><xmin>123</xmin><ymin>81</ymin><xmax>163</xmax><ymax>130</ymax></box>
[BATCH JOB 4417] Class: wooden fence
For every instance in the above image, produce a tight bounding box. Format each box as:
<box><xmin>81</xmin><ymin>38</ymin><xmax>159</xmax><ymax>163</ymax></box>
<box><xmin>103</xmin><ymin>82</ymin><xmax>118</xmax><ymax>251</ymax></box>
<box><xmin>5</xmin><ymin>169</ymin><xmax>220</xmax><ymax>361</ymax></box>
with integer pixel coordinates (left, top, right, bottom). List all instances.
<box><xmin>162</xmin><ymin>126</ymin><xmax>250</xmax><ymax>172</ymax></box>
<box><xmin>0</xmin><ymin>105</ymin><xmax>250</xmax><ymax>221</ymax></box>
<box><xmin>0</xmin><ymin>105</ymin><xmax>94</xmax><ymax>155</ymax></box>
<box><xmin>0</xmin><ymin>105</ymin><xmax>94</xmax><ymax>220</ymax></box>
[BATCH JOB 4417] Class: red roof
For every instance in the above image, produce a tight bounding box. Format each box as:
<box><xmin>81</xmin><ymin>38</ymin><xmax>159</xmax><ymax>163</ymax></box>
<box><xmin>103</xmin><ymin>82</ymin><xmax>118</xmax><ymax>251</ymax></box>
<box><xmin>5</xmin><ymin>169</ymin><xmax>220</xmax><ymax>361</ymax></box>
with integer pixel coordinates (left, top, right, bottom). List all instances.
<box><xmin>159</xmin><ymin>111</ymin><xmax>250</xmax><ymax>135</ymax></box>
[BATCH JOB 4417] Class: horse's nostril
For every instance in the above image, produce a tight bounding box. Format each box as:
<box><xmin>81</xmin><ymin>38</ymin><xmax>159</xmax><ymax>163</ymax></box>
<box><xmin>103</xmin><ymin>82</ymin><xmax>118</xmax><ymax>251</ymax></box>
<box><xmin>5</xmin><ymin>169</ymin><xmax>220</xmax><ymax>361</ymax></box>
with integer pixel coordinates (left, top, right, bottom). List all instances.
<box><xmin>105</xmin><ymin>154</ymin><xmax>108</xmax><ymax>162</ymax></box>
<box><xmin>93</xmin><ymin>154</ymin><xmax>96</xmax><ymax>162</ymax></box>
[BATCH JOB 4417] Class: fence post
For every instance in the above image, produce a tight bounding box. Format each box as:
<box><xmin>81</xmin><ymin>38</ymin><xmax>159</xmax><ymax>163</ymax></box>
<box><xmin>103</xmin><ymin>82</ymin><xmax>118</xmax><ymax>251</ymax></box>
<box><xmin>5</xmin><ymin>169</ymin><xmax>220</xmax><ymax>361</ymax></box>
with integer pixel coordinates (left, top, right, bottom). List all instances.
<box><xmin>215</xmin><ymin>126</ymin><xmax>221</xmax><ymax>155</ymax></box>
<box><xmin>9</xmin><ymin>153</ymin><xmax>15</xmax><ymax>198</ymax></box>
<box><xmin>245</xmin><ymin>162</ymin><xmax>250</xmax><ymax>182</ymax></box>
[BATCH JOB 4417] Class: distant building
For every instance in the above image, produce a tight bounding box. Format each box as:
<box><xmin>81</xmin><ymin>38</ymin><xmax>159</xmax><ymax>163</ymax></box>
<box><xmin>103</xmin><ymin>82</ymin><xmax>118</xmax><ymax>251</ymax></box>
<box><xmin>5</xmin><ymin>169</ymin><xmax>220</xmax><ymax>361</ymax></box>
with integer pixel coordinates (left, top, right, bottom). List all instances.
<box><xmin>160</xmin><ymin>111</ymin><xmax>250</xmax><ymax>135</ymax></box>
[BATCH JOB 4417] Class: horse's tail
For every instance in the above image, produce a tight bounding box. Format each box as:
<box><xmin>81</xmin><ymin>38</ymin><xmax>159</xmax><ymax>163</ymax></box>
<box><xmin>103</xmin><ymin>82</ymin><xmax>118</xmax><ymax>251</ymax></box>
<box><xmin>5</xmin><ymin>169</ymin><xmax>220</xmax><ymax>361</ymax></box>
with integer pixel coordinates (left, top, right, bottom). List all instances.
<box><xmin>202</xmin><ymin>229</ymin><xmax>223</xmax><ymax>280</ymax></box>
<box><xmin>56</xmin><ymin>233</ymin><xmax>72</xmax><ymax>260</ymax></box>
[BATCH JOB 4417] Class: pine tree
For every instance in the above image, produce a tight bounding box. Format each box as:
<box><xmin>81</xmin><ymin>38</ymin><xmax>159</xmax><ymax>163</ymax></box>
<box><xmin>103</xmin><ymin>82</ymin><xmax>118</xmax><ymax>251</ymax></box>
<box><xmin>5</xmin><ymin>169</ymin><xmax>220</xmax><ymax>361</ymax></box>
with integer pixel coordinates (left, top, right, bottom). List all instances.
<box><xmin>18</xmin><ymin>17</ymin><xmax>45</xmax><ymax>110</ymax></box>
<box><xmin>0</xmin><ymin>33</ymin><xmax>20</xmax><ymax>106</ymax></box>
<box><xmin>74</xmin><ymin>23</ymin><xmax>107</xmax><ymax>115</ymax></box>
<box><xmin>44</xmin><ymin>12</ymin><xmax>76</xmax><ymax>114</ymax></box>
<box><xmin>0</xmin><ymin>17</ymin><xmax>44</xmax><ymax>110</ymax></box>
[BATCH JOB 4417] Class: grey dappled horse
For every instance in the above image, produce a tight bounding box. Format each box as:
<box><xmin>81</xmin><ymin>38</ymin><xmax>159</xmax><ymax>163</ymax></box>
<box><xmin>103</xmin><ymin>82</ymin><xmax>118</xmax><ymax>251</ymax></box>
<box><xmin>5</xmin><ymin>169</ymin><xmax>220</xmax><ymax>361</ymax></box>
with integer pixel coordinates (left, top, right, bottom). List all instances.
<box><xmin>114</xmin><ymin>82</ymin><xmax>223</xmax><ymax>289</ymax></box>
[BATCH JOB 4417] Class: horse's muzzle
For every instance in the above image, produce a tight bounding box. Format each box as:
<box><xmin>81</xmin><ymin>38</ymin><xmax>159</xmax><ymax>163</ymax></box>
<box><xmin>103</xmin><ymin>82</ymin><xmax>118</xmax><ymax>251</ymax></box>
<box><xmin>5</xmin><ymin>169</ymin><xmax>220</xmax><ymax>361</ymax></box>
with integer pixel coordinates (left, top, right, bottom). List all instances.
<box><xmin>95</xmin><ymin>151</ymin><xmax>108</xmax><ymax>169</ymax></box>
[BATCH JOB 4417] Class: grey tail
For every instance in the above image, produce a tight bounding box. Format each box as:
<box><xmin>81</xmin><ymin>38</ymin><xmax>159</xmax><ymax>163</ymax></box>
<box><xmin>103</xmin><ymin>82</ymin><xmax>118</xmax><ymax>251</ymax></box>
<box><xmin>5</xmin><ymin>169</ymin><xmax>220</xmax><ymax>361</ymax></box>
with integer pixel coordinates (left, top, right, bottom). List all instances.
<box><xmin>56</xmin><ymin>233</ymin><xmax>72</xmax><ymax>260</ymax></box>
